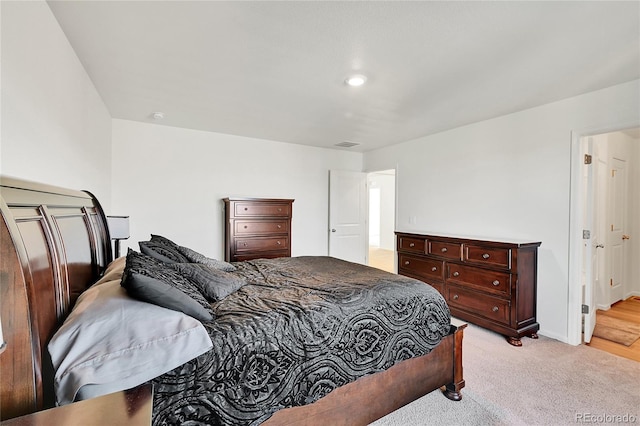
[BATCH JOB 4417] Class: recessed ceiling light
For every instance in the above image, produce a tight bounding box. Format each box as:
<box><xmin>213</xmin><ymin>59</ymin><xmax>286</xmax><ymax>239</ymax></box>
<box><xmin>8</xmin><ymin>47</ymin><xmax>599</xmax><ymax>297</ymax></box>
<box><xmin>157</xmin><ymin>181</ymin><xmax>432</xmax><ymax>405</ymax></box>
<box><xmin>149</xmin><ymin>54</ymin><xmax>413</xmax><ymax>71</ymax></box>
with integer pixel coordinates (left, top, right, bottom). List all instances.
<box><xmin>345</xmin><ymin>74</ymin><xmax>367</xmax><ymax>87</ymax></box>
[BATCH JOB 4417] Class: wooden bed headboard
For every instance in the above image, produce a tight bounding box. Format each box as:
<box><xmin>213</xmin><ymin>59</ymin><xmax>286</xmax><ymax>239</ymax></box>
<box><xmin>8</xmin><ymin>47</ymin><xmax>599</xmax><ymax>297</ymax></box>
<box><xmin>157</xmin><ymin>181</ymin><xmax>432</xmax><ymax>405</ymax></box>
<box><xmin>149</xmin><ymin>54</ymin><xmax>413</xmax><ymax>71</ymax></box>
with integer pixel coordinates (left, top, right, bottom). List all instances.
<box><xmin>0</xmin><ymin>177</ymin><xmax>112</xmax><ymax>420</ymax></box>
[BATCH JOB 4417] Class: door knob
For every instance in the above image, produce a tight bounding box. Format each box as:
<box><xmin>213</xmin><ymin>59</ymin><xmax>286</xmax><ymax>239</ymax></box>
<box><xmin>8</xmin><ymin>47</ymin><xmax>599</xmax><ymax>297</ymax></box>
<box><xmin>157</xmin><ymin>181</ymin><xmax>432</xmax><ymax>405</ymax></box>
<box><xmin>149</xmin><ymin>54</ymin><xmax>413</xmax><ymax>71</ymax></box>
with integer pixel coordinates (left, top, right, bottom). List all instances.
<box><xmin>622</xmin><ymin>235</ymin><xmax>630</xmax><ymax>240</ymax></box>
<box><xmin>595</xmin><ymin>244</ymin><xmax>604</xmax><ymax>249</ymax></box>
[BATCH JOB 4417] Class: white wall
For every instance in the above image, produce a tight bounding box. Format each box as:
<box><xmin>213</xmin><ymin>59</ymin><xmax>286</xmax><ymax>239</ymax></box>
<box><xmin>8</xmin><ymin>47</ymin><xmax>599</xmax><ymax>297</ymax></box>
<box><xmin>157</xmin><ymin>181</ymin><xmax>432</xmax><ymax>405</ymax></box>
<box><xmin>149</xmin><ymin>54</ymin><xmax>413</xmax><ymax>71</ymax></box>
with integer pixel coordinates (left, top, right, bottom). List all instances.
<box><xmin>111</xmin><ymin>119</ymin><xmax>362</xmax><ymax>259</ymax></box>
<box><xmin>364</xmin><ymin>79</ymin><xmax>640</xmax><ymax>343</ymax></box>
<box><xmin>0</xmin><ymin>1</ymin><xmax>112</xmax><ymax>207</ymax></box>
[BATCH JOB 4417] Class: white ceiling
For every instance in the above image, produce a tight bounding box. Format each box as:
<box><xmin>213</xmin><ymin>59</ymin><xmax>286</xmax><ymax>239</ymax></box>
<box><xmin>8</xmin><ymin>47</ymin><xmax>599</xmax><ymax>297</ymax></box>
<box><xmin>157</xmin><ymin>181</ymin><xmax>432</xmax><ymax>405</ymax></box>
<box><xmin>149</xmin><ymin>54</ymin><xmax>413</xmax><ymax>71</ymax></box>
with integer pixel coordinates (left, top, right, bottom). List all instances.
<box><xmin>47</xmin><ymin>1</ymin><xmax>640</xmax><ymax>152</ymax></box>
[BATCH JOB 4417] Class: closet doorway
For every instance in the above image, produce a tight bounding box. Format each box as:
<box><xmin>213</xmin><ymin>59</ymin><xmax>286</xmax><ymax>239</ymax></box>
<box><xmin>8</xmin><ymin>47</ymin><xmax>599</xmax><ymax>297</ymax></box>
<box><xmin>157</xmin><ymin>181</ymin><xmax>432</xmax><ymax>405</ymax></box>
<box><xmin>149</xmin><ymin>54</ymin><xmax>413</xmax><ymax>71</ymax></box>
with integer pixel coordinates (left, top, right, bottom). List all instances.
<box><xmin>367</xmin><ymin>170</ymin><xmax>396</xmax><ymax>273</ymax></box>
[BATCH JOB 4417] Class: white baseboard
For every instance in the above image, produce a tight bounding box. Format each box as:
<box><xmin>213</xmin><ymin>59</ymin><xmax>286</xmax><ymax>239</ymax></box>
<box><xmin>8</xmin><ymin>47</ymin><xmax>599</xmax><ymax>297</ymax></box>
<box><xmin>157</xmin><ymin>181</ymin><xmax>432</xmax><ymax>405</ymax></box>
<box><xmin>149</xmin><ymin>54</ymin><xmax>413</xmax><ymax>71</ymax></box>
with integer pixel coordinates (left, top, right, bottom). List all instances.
<box><xmin>538</xmin><ymin>329</ymin><xmax>572</xmax><ymax>345</ymax></box>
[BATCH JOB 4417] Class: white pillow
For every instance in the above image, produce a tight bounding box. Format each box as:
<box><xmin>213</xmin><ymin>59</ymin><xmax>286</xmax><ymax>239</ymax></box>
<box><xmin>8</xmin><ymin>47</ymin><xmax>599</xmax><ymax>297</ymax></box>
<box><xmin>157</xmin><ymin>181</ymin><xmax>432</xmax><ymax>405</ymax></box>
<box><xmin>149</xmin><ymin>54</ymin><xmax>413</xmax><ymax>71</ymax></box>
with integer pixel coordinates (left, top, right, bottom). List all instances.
<box><xmin>49</xmin><ymin>261</ymin><xmax>213</xmax><ymax>405</ymax></box>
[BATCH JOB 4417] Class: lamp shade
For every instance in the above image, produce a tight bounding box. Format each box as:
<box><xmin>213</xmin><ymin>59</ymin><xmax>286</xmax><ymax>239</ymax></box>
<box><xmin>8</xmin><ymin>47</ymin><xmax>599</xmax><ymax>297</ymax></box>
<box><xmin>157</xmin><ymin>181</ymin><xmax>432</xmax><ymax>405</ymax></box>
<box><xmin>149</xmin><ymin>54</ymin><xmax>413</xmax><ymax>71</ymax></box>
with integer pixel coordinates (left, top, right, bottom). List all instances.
<box><xmin>107</xmin><ymin>215</ymin><xmax>130</xmax><ymax>240</ymax></box>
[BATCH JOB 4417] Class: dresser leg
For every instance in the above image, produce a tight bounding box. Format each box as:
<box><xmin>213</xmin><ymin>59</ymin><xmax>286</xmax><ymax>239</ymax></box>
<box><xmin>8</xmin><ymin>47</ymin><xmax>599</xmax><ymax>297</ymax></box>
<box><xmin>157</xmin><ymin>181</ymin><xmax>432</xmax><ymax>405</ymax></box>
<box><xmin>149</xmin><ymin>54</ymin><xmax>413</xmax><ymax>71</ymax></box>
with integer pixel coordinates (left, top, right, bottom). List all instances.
<box><xmin>528</xmin><ymin>332</ymin><xmax>539</xmax><ymax>339</ymax></box>
<box><xmin>506</xmin><ymin>336</ymin><xmax>523</xmax><ymax>346</ymax></box>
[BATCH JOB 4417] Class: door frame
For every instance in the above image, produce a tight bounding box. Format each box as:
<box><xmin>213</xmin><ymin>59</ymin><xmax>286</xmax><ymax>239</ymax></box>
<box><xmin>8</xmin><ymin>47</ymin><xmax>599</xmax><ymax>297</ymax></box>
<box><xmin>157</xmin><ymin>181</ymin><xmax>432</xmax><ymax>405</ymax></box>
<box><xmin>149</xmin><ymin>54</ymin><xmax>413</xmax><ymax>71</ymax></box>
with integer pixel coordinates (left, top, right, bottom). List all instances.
<box><xmin>568</xmin><ymin>120</ymin><xmax>639</xmax><ymax>345</ymax></box>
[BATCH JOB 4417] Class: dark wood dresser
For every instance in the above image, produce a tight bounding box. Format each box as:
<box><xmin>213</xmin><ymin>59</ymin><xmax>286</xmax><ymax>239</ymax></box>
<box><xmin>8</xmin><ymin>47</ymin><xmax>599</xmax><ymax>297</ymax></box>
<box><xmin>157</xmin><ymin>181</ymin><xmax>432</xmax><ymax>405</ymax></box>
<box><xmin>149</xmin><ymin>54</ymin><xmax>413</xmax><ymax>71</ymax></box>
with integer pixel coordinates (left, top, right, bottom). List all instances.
<box><xmin>224</xmin><ymin>198</ymin><xmax>294</xmax><ymax>262</ymax></box>
<box><xmin>396</xmin><ymin>232</ymin><xmax>541</xmax><ymax>346</ymax></box>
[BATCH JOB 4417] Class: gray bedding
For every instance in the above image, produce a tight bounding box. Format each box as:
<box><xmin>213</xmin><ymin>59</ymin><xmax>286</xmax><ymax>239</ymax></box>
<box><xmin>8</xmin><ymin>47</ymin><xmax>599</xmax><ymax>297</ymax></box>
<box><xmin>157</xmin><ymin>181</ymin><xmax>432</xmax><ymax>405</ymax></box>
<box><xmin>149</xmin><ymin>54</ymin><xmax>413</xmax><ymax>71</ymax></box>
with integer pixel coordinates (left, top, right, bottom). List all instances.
<box><xmin>151</xmin><ymin>256</ymin><xmax>451</xmax><ymax>425</ymax></box>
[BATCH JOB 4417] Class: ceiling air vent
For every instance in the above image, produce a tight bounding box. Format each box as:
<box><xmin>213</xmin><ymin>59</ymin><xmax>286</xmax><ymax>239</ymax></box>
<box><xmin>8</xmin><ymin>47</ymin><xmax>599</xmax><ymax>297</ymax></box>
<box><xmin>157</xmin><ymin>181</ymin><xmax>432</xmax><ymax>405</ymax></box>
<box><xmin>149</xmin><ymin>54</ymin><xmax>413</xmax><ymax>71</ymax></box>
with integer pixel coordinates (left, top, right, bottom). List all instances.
<box><xmin>334</xmin><ymin>141</ymin><xmax>360</xmax><ymax>148</ymax></box>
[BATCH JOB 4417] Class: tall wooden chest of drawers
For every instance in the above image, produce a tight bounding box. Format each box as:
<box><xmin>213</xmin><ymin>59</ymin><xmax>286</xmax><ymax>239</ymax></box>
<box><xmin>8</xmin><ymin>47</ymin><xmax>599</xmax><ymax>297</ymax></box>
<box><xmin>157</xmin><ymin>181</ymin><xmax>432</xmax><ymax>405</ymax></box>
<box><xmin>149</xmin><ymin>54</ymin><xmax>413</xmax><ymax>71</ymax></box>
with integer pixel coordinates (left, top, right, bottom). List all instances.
<box><xmin>224</xmin><ymin>198</ymin><xmax>294</xmax><ymax>262</ymax></box>
<box><xmin>396</xmin><ymin>232</ymin><xmax>541</xmax><ymax>346</ymax></box>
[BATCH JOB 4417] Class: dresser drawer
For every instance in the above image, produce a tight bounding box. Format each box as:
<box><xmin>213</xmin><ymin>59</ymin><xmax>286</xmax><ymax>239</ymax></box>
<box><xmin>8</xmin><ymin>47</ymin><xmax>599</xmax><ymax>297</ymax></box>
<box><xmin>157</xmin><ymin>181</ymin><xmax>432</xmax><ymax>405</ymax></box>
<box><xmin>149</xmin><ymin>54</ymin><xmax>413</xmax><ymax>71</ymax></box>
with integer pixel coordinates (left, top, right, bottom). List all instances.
<box><xmin>398</xmin><ymin>236</ymin><xmax>426</xmax><ymax>254</ymax></box>
<box><xmin>427</xmin><ymin>240</ymin><xmax>462</xmax><ymax>260</ymax></box>
<box><xmin>234</xmin><ymin>219</ymin><xmax>289</xmax><ymax>236</ymax></box>
<box><xmin>233</xmin><ymin>202</ymin><xmax>291</xmax><ymax>217</ymax></box>
<box><xmin>234</xmin><ymin>236</ymin><xmax>289</xmax><ymax>253</ymax></box>
<box><xmin>465</xmin><ymin>245</ymin><xmax>511</xmax><ymax>269</ymax></box>
<box><xmin>447</xmin><ymin>286</ymin><xmax>511</xmax><ymax>325</ymax></box>
<box><xmin>446</xmin><ymin>264</ymin><xmax>511</xmax><ymax>296</ymax></box>
<box><xmin>398</xmin><ymin>254</ymin><xmax>444</xmax><ymax>281</ymax></box>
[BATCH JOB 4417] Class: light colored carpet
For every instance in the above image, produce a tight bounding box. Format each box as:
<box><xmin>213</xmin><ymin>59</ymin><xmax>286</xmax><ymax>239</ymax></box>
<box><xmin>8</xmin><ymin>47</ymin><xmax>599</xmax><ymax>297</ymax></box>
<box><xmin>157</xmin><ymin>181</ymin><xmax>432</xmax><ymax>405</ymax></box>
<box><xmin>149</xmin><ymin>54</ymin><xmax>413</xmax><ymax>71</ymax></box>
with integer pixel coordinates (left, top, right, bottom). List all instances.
<box><xmin>371</xmin><ymin>321</ymin><xmax>640</xmax><ymax>425</ymax></box>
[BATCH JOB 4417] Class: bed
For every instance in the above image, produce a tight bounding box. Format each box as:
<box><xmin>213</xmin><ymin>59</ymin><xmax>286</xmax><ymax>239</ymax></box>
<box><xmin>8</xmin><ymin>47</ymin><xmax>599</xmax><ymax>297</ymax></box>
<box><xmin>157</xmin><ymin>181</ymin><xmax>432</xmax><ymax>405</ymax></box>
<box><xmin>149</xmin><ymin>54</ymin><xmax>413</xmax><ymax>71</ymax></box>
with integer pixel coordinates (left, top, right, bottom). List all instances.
<box><xmin>0</xmin><ymin>177</ymin><xmax>465</xmax><ymax>425</ymax></box>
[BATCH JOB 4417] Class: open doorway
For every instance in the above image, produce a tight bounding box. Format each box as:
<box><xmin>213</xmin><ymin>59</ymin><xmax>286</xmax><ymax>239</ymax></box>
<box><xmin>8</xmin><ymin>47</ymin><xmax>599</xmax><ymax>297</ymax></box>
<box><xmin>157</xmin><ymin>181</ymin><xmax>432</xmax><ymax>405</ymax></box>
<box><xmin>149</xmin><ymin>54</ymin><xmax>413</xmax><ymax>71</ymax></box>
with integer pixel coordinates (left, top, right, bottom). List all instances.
<box><xmin>367</xmin><ymin>170</ymin><xmax>396</xmax><ymax>273</ymax></box>
<box><xmin>574</xmin><ymin>127</ymin><xmax>640</xmax><ymax>360</ymax></box>
<box><xmin>583</xmin><ymin>128</ymin><xmax>640</xmax><ymax>360</ymax></box>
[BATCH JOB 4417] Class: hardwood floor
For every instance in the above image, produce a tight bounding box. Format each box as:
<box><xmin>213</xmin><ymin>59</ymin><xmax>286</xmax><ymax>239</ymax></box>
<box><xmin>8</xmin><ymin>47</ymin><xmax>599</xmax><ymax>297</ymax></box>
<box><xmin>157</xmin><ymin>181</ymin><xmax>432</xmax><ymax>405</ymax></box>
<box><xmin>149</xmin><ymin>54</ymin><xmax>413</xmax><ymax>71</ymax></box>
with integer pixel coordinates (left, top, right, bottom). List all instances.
<box><xmin>368</xmin><ymin>247</ymin><xmax>395</xmax><ymax>273</ymax></box>
<box><xmin>587</xmin><ymin>296</ymin><xmax>640</xmax><ymax>362</ymax></box>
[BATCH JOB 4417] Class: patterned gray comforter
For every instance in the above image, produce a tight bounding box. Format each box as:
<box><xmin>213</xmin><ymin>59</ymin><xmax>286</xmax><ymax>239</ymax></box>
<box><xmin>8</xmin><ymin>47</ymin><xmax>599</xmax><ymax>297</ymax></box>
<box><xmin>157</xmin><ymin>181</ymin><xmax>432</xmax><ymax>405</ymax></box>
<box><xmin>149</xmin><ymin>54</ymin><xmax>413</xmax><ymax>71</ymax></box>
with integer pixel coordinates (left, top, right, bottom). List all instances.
<box><xmin>151</xmin><ymin>256</ymin><xmax>451</xmax><ymax>425</ymax></box>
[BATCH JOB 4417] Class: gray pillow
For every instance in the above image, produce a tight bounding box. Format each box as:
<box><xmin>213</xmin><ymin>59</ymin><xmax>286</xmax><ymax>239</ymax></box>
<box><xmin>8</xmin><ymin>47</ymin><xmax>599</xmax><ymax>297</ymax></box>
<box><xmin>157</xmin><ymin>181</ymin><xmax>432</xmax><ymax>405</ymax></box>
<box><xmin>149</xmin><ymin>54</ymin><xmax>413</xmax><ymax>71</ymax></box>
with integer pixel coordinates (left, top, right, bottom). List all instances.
<box><xmin>149</xmin><ymin>234</ymin><xmax>236</xmax><ymax>271</ymax></box>
<box><xmin>121</xmin><ymin>250</ymin><xmax>213</xmax><ymax>321</ymax></box>
<box><xmin>177</xmin><ymin>245</ymin><xmax>236</xmax><ymax>272</ymax></box>
<box><xmin>139</xmin><ymin>240</ymin><xmax>191</xmax><ymax>264</ymax></box>
<box><xmin>149</xmin><ymin>234</ymin><xmax>180</xmax><ymax>248</ymax></box>
<box><xmin>169</xmin><ymin>263</ymin><xmax>247</xmax><ymax>301</ymax></box>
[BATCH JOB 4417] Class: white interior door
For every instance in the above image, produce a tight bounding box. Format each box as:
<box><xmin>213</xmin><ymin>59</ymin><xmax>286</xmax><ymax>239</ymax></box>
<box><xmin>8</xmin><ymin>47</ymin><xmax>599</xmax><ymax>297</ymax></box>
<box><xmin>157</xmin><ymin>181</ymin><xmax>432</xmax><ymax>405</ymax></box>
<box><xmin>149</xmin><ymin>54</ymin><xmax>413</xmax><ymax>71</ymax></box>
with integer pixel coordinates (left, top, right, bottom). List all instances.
<box><xmin>584</xmin><ymin>138</ymin><xmax>609</xmax><ymax>343</ymax></box>
<box><xmin>608</xmin><ymin>157</ymin><xmax>627</xmax><ymax>305</ymax></box>
<box><xmin>593</xmin><ymin>152</ymin><xmax>609</xmax><ymax>310</ymax></box>
<box><xmin>329</xmin><ymin>170</ymin><xmax>367</xmax><ymax>264</ymax></box>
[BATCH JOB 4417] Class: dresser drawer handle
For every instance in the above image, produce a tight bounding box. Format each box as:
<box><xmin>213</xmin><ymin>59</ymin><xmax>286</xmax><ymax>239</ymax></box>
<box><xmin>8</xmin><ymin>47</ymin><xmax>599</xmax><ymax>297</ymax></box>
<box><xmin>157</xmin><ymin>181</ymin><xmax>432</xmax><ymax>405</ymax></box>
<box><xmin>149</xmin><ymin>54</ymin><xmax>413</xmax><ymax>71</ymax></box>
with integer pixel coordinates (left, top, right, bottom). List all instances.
<box><xmin>441</xmin><ymin>247</ymin><xmax>448</xmax><ymax>253</ymax></box>
<box><xmin>244</xmin><ymin>225</ymin><xmax>248</xmax><ymax>229</ymax></box>
<box><xmin>278</xmin><ymin>208</ymin><xmax>282</xmax><ymax>212</ymax></box>
<box><xmin>409</xmin><ymin>242</ymin><xmax>415</xmax><ymax>247</ymax></box>
<box><xmin>431</xmin><ymin>266</ymin><xmax>437</xmax><ymax>272</ymax></box>
<box><xmin>243</xmin><ymin>242</ymin><xmax>248</xmax><ymax>247</ymax></box>
<box><xmin>492</xmin><ymin>306</ymin><xmax>499</xmax><ymax>312</ymax></box>
<box><xmin>492</xmin><ymin>280</ymin><xmax>500</xmax><ymax>286</ymax></box>
<box><xmin>404</xmin><ymin>260</ymin><xmax>410</xmax><ymax>265</ymax></box>
<box><xmin>452</xmin><ymin>271</ymin><xmax>460</xmax><ymax>277</ymax></box>
<box><xmin>277</xmin><ymin>225</ymin><xmax>282</xmax><ymax>229</ymax></box>
<box><xmin>453</xmin><ymin>294</ymin><xmax>459</xmax><ymax>300</ymax></box>
<box><xmin>277</xmin><ymin>241</ymin><xmax>281</xmax><ymax>245</ymax></box>
<box><xmin>482</xmin><ymin>253</ymin><xmax>490</xmax><ymax>259</ymax></box>
<box><xmin>244</xmin><ymin>207</ymin><xmax>248</xmax><ymax>211</ymax></box>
